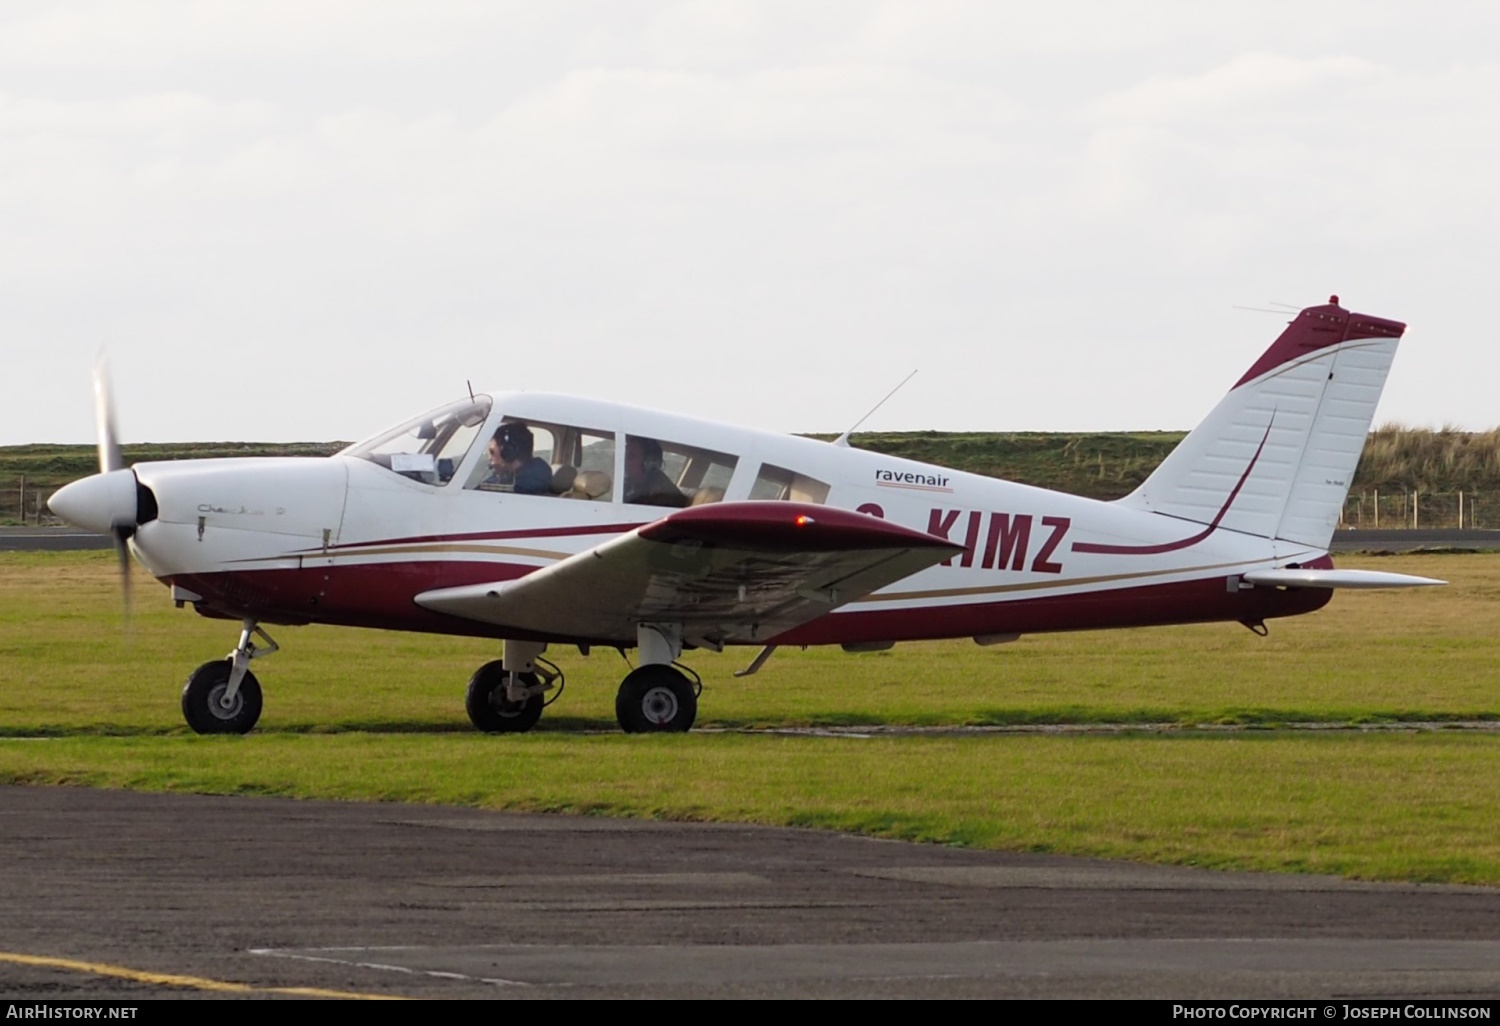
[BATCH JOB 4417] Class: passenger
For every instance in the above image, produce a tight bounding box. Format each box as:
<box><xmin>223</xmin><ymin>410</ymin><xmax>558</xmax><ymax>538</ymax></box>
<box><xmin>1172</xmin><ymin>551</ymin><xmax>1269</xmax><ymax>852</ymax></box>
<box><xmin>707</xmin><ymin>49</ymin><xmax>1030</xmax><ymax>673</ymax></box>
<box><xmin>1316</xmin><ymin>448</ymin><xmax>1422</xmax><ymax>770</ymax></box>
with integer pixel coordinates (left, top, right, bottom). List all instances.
<box><xmin>624</xmin><ymin>436</ymin><xmax>687</xmax><ymax>507</ymax></box>
<box><xmin>482</xmin><ymin>422</ymin><xmax>552</xmax><ymax>496</ymax></box>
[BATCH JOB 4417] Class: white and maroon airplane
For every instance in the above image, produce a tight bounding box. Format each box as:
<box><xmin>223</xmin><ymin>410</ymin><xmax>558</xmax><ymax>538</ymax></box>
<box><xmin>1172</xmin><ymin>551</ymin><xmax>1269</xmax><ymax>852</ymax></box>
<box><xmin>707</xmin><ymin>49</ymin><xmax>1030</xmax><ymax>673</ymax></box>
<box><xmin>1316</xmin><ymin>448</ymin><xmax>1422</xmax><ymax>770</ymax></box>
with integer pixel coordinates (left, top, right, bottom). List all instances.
<box><xmin>49</xmin><ymin>297</ymin><xmax>1442</xmax><ymax>736</ymax></box>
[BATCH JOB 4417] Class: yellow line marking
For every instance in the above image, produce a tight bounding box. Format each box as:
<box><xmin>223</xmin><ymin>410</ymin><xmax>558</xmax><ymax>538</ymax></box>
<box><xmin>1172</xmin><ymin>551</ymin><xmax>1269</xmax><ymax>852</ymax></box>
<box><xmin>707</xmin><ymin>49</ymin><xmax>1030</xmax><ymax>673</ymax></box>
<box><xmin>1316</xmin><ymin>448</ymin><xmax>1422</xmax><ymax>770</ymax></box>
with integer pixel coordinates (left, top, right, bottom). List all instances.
<box><xmin>0</xmin><ymin>951</ymin><xmax>405</xmax><ymax>1000</ymax></box>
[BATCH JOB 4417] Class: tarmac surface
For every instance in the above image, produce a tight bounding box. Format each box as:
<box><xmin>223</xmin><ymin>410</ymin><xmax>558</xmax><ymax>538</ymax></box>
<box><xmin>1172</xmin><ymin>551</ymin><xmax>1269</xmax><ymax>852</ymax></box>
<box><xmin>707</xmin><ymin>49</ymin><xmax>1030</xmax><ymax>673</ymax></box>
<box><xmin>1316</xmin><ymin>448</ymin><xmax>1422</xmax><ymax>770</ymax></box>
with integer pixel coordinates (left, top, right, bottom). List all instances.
<box><xmin>0</xmin><ymin>527</ymin><xmax>117</xmax><ymax>551</ymax></box>
<box><xmin>1</xmin><ymin>786</ymin><xmax>1498</xmax><ymax>1000</ymax></box>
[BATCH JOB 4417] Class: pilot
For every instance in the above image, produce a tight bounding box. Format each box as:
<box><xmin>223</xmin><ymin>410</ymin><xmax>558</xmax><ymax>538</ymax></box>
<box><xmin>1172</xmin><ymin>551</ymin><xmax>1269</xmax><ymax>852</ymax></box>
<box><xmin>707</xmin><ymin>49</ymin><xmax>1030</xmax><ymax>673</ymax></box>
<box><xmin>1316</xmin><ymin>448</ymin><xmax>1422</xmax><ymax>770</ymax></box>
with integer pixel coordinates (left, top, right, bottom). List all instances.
<box><xmin>624</xmin><ymin>436</ymin><xmax>687</xmax><ymax>507</ymax></box>
<box><xmin>483</xmin><ymin>422</ymin><xmax>552</xmax><ymax>496</ymax></box>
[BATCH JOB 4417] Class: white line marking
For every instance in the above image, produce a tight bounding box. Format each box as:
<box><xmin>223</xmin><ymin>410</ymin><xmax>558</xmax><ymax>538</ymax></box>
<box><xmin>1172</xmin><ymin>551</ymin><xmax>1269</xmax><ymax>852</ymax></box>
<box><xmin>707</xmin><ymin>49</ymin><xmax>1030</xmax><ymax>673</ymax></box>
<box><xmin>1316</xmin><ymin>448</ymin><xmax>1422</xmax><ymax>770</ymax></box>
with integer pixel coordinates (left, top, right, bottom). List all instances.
<box><xmin>249</xmin><ymin>948</ymin><xmax>528</xmax><ymax>988</ymax></box>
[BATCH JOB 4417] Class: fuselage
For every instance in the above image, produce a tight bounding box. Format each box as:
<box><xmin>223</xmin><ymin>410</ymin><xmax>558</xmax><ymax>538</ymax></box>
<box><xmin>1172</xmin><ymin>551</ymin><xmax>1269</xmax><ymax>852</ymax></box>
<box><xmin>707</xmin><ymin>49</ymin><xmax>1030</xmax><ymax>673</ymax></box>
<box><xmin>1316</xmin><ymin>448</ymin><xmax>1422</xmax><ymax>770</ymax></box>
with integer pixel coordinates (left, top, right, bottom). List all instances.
<box><xmin>119</xmin><ymin>391</ymin><xmax>1330</xmax><ymax>647</ymax></box>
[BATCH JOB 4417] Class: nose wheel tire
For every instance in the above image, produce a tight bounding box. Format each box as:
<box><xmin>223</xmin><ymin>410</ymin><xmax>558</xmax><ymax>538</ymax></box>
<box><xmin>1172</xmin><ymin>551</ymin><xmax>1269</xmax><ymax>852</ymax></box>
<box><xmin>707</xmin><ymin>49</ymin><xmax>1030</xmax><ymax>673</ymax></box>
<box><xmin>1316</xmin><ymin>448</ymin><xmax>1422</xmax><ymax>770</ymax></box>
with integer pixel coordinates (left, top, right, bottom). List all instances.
<box><xmin>615</xmin><ymin>664</ymin><xmax>697</xmax><ymax>734</ymax></box>
<box><xmin>181</xmin><ymin>660</ymin><xmax>263</xmax><ymax>735</ymax></box>
<box><xmin>465</xmin><ymin>660</ymin><xmax>545</xmax><ymax>734</ymax></box>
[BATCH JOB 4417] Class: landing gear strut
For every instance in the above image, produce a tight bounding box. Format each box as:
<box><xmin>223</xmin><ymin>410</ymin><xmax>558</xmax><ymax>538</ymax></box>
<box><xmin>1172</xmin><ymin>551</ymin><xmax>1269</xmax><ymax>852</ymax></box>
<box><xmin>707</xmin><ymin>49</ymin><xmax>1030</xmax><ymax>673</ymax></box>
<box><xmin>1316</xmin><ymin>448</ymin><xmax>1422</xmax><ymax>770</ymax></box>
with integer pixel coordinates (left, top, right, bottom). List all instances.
<box><xmin>181</xmin><ymin>619</ymin><xmax>277</xmax><ymax>735</ymax></box>
<box><xmin>464</xmin><ymin>628</ymin><xmax>703</xmax><ymax>735</ymax></box>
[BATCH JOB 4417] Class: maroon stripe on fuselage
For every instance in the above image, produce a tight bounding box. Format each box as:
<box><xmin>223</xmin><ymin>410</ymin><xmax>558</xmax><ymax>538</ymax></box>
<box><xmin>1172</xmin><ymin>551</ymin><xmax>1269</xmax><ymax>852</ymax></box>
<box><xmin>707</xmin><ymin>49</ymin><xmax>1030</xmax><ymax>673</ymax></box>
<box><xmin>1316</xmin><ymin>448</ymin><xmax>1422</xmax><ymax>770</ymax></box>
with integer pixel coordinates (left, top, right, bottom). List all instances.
<box><xmin>166</xmin><ymin>559</ymin><xmax>1331</xmax><ymax>647</ymax></box>
<box><xmin>321</xmin><ymin>521</ymin><xmax>649</xmax><ymax>553</ymax></box>
<box><xmin>772</xmin><ymin>573</ymin><xmax>1329</xmax><ymax>645</ymax></box>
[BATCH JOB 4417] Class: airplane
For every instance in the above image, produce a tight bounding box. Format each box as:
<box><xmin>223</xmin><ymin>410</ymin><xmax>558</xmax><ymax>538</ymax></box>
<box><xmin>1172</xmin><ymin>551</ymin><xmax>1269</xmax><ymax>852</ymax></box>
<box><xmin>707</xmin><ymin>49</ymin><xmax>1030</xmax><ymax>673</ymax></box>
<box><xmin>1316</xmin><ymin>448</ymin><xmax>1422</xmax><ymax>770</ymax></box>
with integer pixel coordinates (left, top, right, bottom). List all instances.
<box><xmin>47</xmin><ymin>296</ymin><xmax>1443</xmax><ymax>736</ymax></box>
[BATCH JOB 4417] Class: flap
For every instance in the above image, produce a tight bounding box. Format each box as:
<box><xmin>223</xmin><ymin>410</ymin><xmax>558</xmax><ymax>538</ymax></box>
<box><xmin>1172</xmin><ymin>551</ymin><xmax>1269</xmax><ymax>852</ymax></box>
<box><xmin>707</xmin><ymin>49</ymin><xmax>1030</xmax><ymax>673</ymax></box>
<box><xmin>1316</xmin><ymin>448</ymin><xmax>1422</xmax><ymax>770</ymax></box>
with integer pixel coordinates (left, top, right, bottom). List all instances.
<box><xmin>415</xmin><ymin>502</ymin><xmax>962</xmax><ymax>644</ymax></box>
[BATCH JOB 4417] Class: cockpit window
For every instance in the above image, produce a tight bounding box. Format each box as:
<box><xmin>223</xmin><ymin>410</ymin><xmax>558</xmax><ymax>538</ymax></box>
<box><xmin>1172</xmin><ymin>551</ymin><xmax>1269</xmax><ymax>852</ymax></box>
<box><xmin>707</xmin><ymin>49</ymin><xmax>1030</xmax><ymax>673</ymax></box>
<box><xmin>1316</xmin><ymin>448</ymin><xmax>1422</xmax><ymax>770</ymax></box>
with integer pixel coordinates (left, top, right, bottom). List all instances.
<box><xmin>340</xmin><ymin>396</ymin><xmax>493</xmax><ymax>485</ymax></box>
<box><xmin>465</xmin><ymin>417</ymin><xmax>616</xmax><ymax>502</ymax></box>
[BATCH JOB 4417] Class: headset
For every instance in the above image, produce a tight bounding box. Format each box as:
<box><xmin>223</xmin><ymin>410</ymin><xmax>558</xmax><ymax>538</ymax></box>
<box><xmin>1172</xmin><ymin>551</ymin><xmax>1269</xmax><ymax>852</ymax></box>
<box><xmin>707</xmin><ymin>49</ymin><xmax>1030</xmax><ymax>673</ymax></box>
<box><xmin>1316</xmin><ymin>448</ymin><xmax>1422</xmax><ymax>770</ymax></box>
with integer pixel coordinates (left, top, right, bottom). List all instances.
<box><xmin>495</xmin><ymin>422</ymin><xmax>533</xmax><ymax>463</ymax></box>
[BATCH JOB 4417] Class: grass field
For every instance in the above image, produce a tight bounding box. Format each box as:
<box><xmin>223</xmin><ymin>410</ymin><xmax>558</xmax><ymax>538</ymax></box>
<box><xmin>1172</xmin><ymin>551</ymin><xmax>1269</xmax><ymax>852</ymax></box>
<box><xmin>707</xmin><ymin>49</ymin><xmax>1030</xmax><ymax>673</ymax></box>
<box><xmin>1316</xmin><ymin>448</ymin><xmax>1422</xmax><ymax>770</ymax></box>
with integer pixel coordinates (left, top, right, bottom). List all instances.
<box><xmin>2</xmin><ymin>551</ymin><xmax>1498</xmax><ymax>883</ymax></box>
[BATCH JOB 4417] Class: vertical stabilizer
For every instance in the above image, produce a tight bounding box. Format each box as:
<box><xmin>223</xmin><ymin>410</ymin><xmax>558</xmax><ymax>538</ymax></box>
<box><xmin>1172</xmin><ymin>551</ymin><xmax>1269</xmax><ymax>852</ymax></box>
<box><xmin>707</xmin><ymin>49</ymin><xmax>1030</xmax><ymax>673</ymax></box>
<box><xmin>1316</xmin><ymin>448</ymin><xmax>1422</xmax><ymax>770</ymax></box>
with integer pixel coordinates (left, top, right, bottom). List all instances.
<box><xmin>1117</xmin><ymin>298</ymin><xmax>1405</xmax><ymax>549</ymax></box>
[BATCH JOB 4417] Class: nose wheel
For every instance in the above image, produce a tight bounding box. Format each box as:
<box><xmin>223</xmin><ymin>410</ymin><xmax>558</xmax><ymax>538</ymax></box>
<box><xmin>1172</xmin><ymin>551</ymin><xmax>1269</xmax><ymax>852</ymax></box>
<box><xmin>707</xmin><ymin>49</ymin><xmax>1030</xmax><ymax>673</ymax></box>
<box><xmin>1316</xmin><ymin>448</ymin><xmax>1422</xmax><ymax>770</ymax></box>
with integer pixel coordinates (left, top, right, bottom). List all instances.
<box><xmin>182</xmin><ymin>660</ymin><xmax>263</xmax><ymax>735</ymax></box>
<box><xmin>181</xmin><ymin>618</ymin><xmax>276</xmax><ymax>735</ymax></box>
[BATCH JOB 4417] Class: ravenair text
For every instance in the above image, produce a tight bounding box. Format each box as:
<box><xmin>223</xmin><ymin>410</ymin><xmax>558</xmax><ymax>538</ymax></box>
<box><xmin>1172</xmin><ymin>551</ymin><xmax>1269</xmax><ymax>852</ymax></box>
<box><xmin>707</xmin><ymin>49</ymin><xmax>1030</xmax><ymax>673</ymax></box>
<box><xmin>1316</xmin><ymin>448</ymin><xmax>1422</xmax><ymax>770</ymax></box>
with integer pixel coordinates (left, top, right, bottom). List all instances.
<box><xmin>874</xmin><ymin>469</ymin><xmax>951</xmax><ymax>492</ymax></box>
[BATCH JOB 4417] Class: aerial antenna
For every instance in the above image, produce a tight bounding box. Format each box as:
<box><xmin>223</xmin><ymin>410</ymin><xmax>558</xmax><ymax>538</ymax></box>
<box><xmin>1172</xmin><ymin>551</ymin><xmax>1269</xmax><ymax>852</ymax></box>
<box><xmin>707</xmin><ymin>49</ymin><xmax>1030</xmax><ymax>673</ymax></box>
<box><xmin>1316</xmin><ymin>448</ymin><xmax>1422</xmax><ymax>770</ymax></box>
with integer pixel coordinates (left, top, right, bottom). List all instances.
<box><xmin>1234</xmin><ymin>299</ymin><xmax>1314</xmax><ymax>316</ymax></box>
<box><xmin>466</xmin><ymin>379</ymin><xmax>475</xmax><ymax>401</ymax></box>
<box><xmin>832</xmin><ymin>369</ymin><xmax>918</xmax><ymax>448</ymax></box>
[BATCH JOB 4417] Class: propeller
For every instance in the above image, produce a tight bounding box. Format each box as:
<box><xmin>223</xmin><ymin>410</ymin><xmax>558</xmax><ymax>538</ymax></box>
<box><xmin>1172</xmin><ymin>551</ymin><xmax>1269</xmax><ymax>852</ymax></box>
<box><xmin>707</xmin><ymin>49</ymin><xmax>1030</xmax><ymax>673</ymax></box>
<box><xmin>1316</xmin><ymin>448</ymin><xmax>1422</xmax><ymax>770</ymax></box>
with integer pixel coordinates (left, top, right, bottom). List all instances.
<box><xmin>92</xmin><ymin>356</ymin><xmax>132</xmax><ymax>612</ymax></box>
<box><xmin>49</xmin><ymin>356</ymin><xmax>156</xmax><ymax>619</ymax></box>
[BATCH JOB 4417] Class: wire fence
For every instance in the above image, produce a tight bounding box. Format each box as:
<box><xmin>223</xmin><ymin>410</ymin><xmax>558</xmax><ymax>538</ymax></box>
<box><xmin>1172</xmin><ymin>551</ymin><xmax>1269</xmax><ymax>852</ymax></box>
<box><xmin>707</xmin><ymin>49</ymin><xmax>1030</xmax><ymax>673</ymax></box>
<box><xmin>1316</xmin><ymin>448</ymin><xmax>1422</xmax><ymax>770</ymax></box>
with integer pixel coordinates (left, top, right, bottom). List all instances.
<box><xmin>2</xmin><ymin>477</ymin><xmax>57</xmax><ymax>525</ymax></box>
<box><xmin>1340</xmin><ymin>491</ymin><xmax>1495</xmax><ymax>530</ymax></box>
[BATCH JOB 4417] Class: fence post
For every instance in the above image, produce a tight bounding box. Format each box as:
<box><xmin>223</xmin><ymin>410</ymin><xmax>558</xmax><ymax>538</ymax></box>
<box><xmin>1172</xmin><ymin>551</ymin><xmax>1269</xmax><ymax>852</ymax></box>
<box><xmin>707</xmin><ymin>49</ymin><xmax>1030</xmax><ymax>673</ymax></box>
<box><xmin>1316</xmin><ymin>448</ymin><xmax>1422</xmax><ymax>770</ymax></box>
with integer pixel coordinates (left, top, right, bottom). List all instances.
<box><xmin>1459</xmin><ymin>491</ymin><xmax>1464</xmax><ymax>530</ymax></box>
<box><xmin>17</xmin><ymin>475</ymin><xmax>24</xmax><ymax>525</ymax></box>
<box><xmin>1413</xmin><ymin>489</ymin><xmax>1419</xmax><ymax>530</ymax></box>
<box><xmin>1374</xmin><ymin>489</ymin><xmax>1379</xmax><ymax>528</ymax></box>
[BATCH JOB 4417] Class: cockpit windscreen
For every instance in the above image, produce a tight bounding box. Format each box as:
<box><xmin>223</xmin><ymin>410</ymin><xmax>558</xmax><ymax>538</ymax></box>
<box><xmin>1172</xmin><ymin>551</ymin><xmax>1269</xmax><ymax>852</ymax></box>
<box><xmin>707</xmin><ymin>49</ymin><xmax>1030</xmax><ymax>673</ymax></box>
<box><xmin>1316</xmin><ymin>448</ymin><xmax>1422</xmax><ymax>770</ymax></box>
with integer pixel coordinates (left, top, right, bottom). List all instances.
<box><xmin>340</xmin><ymin>395</ymin><xmax>493</xmax><ymax>485</ymax></box>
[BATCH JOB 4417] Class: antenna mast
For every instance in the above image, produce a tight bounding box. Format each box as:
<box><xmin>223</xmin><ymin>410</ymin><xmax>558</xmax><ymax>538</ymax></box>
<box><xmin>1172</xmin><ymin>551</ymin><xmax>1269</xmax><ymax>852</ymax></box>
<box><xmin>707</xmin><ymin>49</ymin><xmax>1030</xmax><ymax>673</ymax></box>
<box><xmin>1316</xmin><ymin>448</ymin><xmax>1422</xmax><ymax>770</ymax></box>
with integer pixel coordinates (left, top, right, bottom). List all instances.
<box><xmin>832</xmin><ymin>369</ymin><xmax>918</xmax><ymax>448</ymax></box>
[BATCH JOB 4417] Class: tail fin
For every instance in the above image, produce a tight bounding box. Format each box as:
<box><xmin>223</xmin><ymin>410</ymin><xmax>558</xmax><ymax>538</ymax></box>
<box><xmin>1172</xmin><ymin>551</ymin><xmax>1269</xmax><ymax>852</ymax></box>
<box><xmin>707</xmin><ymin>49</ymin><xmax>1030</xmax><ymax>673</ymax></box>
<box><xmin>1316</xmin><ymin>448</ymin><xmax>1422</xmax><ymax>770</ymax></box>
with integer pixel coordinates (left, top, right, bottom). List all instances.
<box><xmin>1118</xmin><ymin>297</ymin><xmax>1405</xmax><ymax>549</ymax></box>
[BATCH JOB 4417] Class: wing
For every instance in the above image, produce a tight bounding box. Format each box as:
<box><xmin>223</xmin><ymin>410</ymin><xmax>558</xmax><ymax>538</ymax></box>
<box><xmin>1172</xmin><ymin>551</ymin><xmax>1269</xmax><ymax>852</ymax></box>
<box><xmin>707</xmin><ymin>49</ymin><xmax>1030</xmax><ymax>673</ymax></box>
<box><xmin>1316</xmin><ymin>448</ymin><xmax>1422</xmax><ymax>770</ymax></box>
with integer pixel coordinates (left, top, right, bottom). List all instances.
<box><xmin>414</xmin><ymin>502</ymin><xmax>962</xmax><ymax>644</ymax></box>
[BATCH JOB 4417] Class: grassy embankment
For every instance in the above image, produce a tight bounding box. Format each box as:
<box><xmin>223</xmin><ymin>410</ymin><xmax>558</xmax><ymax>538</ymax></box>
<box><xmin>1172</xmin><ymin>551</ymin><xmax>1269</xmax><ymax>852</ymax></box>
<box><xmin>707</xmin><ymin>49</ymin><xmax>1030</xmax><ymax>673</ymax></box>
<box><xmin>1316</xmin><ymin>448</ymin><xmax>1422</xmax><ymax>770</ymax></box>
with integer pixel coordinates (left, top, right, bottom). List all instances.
<box><xmin>2</xmin><ymin>550</ymin><xmax>1497</xmax><ymax>883</ymax></box>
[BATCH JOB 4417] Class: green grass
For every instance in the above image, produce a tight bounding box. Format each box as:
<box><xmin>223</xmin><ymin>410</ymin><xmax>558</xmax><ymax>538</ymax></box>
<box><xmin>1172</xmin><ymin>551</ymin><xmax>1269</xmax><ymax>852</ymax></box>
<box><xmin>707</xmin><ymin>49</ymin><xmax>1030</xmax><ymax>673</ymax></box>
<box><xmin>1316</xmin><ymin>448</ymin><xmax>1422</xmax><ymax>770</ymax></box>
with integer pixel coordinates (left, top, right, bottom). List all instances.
<box><xmin>2</xmin><ymin>551</ymin><xmax>1499</xmax><ymax>883</ymax></box>
<box><xmin>2</xmin><ymin>551</ymin><xmax>1494</xmax><ymax>732</ymax></box>
<box><xmin>2</xmin><ymin>732</ymin><xmax>1496</xmax><ymax>883</ymax></box>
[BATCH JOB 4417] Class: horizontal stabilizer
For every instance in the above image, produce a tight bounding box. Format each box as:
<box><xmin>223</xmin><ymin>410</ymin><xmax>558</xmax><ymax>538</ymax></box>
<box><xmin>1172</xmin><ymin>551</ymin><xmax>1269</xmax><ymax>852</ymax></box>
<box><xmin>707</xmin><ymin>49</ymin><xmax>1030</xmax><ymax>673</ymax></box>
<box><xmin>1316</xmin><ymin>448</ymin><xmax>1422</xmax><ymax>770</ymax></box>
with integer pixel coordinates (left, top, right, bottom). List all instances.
<box><xmin>1241</xmin><ymin>568</ymin><xmax>1445</xmax><ymax>589</ymax></box>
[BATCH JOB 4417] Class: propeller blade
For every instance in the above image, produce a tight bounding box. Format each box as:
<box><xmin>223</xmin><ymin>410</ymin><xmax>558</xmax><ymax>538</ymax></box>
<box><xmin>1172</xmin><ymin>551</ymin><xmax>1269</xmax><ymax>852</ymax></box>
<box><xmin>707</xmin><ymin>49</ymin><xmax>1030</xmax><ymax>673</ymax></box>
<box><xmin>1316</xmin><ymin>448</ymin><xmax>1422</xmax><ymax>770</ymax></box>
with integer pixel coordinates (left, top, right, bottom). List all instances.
<box><xmin>112</xmin><ymin>525</ymin><xmax>134</xmax><ymax>617</ymax></box>
<box><xmin>93</xmin><ymin>355</ymin><xmax>123</xmax><ymax>475</ymax></box>
<box><xmin>93</xmin><ymin>355</ymin><xmax>132</xmax><ymax>617</ymax></box>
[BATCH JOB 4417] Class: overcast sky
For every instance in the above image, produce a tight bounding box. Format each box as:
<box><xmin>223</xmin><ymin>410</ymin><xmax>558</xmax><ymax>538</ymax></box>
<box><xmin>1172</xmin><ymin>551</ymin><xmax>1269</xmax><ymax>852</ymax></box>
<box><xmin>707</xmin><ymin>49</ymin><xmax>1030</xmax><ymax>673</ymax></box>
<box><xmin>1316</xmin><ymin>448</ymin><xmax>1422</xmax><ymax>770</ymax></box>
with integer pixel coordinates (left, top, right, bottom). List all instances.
<box><xmin>3</xmin><ymin>1</ymin><xmax>1495</xmax><ymax>445</ymax></box>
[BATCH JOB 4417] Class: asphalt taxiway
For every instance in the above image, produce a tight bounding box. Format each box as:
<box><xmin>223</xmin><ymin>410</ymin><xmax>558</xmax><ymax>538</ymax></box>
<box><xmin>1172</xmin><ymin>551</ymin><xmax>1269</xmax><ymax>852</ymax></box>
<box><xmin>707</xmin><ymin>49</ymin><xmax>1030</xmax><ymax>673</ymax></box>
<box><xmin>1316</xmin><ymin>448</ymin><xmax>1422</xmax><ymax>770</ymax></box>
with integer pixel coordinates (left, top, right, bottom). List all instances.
<box><xmin>0</xmin><ymin>786</ymin><xmax>1497</xmax><ymax>999</ymax></box>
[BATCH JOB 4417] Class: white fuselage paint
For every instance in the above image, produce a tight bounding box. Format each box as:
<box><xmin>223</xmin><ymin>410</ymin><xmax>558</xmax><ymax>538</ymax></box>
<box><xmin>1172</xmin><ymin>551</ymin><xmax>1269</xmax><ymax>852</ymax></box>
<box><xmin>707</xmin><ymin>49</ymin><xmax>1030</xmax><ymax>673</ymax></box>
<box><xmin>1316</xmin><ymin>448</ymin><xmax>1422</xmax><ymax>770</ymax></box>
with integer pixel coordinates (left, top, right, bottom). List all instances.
<box><xmin>124</xmin><ymin>390</ymin><xmax>1320</xmax><ymax>646</ymax></box>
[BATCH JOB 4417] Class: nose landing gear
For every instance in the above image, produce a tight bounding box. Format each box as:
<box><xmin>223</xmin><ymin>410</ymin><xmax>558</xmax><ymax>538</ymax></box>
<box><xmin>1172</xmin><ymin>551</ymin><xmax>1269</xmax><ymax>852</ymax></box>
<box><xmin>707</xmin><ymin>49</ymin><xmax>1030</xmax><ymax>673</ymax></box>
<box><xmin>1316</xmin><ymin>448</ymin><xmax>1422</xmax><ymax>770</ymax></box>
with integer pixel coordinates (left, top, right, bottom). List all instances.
<box><xmin>181</xmin><ymin>619</ymin><xmax>278</xmax><ymax>735</ymax></box>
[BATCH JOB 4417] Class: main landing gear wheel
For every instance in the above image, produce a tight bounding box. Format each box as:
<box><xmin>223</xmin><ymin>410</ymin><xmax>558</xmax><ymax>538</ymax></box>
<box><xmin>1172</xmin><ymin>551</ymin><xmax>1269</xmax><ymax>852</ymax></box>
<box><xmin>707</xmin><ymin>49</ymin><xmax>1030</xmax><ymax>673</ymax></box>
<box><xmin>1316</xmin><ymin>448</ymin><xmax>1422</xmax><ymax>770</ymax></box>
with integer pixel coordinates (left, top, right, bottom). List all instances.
<box><xmin>615</xmin><ymin>664</ymin><xmax>697</xmax><ymax>734</ymax></box>
<box><xmin>465</xmin><ymin>660</ymin><xmax>545</xmax><ymax>734</ymax></box>
<box><xmin>181</xmin><ymin>660</ymin><xmax>263</xmax><ymax>735</ymax></box>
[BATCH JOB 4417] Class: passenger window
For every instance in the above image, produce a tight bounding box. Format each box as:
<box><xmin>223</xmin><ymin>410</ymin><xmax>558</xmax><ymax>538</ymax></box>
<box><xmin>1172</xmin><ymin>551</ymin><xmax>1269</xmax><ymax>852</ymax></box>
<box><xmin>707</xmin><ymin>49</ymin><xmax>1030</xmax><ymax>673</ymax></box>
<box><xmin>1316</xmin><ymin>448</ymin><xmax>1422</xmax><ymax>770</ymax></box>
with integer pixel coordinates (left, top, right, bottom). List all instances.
<box><xmin>749</xmin><ymin>463</ymin><xmax>830</xmax><ymax>505</ymax></box>
<box><xmin>625</xmin><ymin>435</ymin><xmax>738</xmax><ymax>508</ymax></box>
<box><xmin>466</xmin><ymin>418</ymin><xmax>615</xmax><ymax>501</ymax></box>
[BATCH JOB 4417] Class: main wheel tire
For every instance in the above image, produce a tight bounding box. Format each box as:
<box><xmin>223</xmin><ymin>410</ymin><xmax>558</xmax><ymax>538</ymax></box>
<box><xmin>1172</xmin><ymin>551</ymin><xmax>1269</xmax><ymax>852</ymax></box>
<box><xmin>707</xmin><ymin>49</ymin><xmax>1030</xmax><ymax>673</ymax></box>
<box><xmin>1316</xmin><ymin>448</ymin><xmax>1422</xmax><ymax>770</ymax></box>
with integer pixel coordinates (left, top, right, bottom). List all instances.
<box><xmin>615</xmin><ymin>664</ymin><xmax>697</xmax><ymax>734</ymax></box>
<box><xmin>465</xmin><ymin>660</ymin><xmax>545</xmax><ymax>733</ymax></box>
<box><xmin>181</xmin><ymin>660</ymin><xmax>263</xmax><ymax>735</ymax></box>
